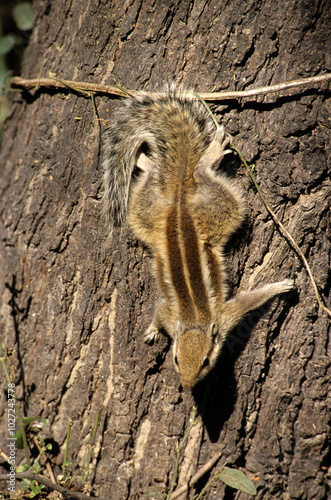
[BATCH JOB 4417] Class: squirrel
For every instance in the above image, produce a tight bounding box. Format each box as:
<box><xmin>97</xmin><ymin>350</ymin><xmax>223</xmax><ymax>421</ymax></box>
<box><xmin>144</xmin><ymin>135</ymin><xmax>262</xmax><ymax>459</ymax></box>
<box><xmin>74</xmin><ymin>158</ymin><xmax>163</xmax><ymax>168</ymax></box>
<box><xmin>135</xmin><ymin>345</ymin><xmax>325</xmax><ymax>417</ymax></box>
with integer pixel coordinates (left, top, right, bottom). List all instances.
<box><xmin>101</xmin><ymin>86</ymin><xmax>294</xmax><ymax>389</ymax></box>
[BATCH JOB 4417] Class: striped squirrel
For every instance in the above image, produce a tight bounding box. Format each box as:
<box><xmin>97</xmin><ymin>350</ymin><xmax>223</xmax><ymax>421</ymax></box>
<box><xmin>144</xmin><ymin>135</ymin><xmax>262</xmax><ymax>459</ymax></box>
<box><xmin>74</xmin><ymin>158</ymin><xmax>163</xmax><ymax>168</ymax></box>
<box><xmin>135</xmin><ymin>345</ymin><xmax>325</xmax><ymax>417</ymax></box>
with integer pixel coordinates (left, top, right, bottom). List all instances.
<box><xmin>102</xmin><ymin>87</ymin><xmax>294</xmax><ymax>389</ymax></box>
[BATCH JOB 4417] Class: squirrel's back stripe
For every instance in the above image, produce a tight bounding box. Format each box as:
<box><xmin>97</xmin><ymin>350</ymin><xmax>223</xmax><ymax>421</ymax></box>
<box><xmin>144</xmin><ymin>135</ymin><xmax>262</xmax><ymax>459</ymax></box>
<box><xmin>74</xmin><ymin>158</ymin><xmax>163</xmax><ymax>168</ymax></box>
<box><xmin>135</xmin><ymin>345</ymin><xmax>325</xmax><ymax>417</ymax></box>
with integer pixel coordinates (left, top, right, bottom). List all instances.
<box><xmin>164</xmin><ymin>195</ymin><xmax>212</xmax><ymax>324</ymax></box>
<box><xmin>166</xmin><ymin>206</ymin><xmax>195</xmax><ymax>322</ymax></box>
<box><xmin>180</xmin><ymin>202</ymin><xmax>211</xmax><ymax>322</ymax></box>
<box><xmin>204</xmin><ymin>244</ymin><xmax>223</xmax><ymax>309</ymax></box>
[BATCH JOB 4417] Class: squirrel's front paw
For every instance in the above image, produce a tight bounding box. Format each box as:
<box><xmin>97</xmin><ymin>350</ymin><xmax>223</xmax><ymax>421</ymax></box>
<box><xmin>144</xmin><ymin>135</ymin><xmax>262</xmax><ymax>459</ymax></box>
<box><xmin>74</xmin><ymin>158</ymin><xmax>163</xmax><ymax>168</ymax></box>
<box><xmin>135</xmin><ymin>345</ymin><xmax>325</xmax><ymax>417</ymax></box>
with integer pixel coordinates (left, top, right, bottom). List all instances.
<box><xmin>277</xmin><ymin>278</ymin><xmax>295</xmax><ymax>292</ymax></box>
<box><xmin>144</xmin><ymin>324</ymin><xmax>159</xmax><ymax>344</ymax></box>
<box><xmin>215</xmin><ymin>126</ymin><xmax>232</xmax><ymax>157</ymax></box>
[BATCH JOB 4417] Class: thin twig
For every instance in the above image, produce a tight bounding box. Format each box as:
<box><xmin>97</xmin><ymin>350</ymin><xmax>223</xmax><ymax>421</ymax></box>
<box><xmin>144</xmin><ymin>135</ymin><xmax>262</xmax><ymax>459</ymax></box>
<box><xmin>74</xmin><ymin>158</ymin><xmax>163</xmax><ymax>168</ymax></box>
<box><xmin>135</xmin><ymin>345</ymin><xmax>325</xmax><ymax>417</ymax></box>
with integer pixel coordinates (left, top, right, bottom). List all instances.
<box><xmin>198</xmin><ymin>72</ymin><xmax>331</xmax><ymax>100</ymax></box>
<box><xmin>169</xmin><ymin>450</ymin><xmax>222</xmax><ymax>499</ymax></box>
<box><xmin>0</xmin><ymin>470</ymin><xmax>107</xmax><ymax>500</ymax></box>
<box><xmin>8</xmin><ymin>72</ymin><xmax>331</xmax><ymax>100</ymax></box>
<box><xmin>0</xmin><ymin>445</ymin><xmax>10</xmax><ymax>462</ymax></box>
<box><xmin>9</xmin><ymin>76</ymin><xmax>136</xmax><ymax>97</ymax></box>
<box><xmin>195</xmin><ymin>92</ymin><xmax>331</xmax><ymax>319</ymax></box>
<box><xmin>63</xmin><ymin>418</ymin><xmax>73</xmax><ymax>467</ymax></box>
<box><xmin>86</xmin><ymin>406</ymin><xmax>101</xmax><ymax>485</ymax></box>
<box><xmin>231</xmin><ymin>142</ymin><xmax>331</xmax><ymax>318</ymax></box>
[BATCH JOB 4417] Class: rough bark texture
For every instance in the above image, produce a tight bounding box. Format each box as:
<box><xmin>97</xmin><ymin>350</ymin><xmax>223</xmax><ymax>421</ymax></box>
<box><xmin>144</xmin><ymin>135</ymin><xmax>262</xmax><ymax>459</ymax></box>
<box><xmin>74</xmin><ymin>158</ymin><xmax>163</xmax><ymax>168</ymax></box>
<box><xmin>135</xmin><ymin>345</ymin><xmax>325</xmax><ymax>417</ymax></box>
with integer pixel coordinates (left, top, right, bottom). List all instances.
<box><xmin>0</xmin><ymin>0</ymin><xmax>330</xmax><ymax>499</ymax></box>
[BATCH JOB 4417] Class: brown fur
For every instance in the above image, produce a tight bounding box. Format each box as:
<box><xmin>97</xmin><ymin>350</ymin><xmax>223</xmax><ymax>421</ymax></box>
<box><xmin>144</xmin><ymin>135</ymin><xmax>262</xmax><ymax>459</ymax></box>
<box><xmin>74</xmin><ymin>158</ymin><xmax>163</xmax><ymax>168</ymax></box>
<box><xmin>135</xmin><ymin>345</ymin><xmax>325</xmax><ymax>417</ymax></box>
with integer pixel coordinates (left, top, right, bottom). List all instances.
<box><xmin>102</xmin><ymin>88</ymin><xmax>294</xmax><ymax>388</ymax></box>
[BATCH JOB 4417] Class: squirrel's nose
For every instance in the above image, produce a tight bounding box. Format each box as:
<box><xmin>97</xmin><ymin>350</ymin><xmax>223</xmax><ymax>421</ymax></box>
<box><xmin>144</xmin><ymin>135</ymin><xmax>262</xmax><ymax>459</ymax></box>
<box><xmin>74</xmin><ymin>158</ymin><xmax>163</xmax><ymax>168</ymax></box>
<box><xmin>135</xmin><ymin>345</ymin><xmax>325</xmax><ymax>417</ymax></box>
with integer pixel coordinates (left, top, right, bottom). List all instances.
<box><xmin>181</xmin><ymin>377</ymin><xmax>195</xmax><ymax>390</ymax></box>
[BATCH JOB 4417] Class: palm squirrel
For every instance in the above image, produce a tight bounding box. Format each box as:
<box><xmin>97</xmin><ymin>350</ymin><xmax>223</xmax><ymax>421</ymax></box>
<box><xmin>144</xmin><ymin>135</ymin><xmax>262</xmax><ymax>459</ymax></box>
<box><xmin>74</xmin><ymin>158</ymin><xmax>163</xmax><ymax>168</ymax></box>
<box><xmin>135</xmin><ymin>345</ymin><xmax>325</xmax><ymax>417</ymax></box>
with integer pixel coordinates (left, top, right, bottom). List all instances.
<box><xmin>101</xmin><ymin>87</ymin><xmax>294</xmax><ymax>389</ymax></box>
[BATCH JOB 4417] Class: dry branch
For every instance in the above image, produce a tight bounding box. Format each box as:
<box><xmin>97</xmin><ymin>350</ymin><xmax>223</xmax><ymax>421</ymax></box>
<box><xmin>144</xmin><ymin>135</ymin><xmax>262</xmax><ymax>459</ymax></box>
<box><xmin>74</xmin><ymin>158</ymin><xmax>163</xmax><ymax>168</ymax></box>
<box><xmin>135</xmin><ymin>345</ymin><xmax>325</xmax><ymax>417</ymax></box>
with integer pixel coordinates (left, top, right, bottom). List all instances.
<box><xmin>8</xmin><ymin>72</ymin><xmax>331</xmax><ymax>100</ymax></box>
<box><xmin>0</xmin><ymin>470</ymin><xmax>107</xmax><ymax>500</ymax></box>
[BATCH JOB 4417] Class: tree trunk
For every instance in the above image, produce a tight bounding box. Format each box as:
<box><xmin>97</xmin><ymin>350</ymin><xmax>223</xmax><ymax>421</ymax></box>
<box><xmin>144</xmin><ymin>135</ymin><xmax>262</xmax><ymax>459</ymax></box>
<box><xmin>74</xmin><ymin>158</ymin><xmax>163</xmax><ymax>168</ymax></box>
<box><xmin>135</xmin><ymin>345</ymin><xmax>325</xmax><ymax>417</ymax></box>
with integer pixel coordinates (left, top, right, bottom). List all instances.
<box><xmin>0</xmin><ymin>0</ymin><xmax>330</xmax><ymax>498</ymax></box>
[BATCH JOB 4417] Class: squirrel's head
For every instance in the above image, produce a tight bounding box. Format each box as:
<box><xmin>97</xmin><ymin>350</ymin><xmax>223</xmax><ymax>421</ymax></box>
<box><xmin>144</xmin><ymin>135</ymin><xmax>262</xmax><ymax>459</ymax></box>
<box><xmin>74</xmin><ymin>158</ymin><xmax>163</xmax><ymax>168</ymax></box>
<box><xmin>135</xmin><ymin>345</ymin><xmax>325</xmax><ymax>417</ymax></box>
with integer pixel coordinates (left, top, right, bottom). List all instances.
<box><xmin>173</xmin><ymin>322</ymin><xmax>221</xmax><ymax>389</ymax></box>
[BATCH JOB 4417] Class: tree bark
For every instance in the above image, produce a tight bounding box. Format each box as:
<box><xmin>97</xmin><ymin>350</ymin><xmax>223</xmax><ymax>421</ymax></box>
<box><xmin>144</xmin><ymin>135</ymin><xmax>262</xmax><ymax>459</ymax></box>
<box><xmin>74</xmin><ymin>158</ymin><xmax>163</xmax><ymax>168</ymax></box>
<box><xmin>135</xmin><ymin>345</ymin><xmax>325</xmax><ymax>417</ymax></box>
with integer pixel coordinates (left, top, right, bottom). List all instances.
<box><xmin>0</xmin><ymin>0</ymin><xmax>330</xmax><ymax>498</ymax></box>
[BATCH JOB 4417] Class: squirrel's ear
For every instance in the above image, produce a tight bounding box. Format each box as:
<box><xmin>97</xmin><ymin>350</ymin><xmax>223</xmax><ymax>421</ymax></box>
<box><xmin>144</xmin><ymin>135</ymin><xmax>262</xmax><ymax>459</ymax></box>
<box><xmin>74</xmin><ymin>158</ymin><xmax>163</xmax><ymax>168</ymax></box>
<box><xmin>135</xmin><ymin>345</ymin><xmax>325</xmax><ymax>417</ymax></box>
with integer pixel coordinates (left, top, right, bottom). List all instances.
<box><xmin>136</xmin><ymin>151</ymin><xmax>154</xmax><ymax>172</ymax></box>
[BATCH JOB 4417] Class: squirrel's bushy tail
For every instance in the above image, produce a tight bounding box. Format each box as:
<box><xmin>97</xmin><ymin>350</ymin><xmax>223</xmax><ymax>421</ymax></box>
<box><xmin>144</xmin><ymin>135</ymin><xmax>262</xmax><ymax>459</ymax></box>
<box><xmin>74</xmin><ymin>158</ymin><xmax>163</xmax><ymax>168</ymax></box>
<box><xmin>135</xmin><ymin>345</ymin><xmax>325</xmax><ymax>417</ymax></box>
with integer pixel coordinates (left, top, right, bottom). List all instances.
<box><xmin>101</xmin><ymin>87</ymin><xmax>215</xmax><ymax>230</ymax></box>
<box><xmin>101</xmin><ymin>94</ymin><xmax>162</xmax><ymax>229</ymax></box>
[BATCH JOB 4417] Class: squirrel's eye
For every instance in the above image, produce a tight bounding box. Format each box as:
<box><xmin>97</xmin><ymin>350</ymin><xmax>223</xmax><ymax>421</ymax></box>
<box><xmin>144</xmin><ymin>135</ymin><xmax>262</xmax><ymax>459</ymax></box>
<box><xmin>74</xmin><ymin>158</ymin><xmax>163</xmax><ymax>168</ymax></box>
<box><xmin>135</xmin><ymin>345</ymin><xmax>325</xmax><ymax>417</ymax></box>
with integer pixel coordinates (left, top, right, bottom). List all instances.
<box><xmin>174</xmin><ymin>355</ymin><xmax>179</xmax><ymax>366</ymax></box>
<box><xmin>202</xmin><ymin>358</ymin><xmax>209</xmax><ymax>368</ymax></box>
